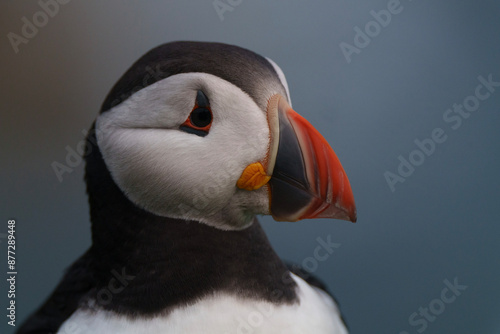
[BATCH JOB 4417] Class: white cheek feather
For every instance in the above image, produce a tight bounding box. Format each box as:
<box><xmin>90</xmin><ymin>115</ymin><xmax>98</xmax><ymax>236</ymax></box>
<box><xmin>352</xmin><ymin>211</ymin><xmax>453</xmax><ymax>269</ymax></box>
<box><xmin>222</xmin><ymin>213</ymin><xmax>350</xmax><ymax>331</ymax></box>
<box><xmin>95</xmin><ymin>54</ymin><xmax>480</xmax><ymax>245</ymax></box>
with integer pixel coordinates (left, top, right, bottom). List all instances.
<box><xmin>96</xmin><ymin>73</ymin><xmax>271</xmax><ymax>230</ymax></box>
<box><xmin>57</xmin><ymin>274</ymin><xmax>348</xmax><ymax>334</ymax></box>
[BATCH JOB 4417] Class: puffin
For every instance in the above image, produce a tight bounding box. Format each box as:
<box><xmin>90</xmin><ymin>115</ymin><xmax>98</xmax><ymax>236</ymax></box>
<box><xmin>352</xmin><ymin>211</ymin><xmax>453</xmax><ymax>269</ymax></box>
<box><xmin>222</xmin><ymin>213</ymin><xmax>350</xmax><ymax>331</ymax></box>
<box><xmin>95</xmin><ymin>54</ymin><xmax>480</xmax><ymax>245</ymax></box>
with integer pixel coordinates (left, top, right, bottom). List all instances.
<box><xmin>18</xmin><ymin>41</ymin><xmax>357</xmax><ymax>334</ymax></box>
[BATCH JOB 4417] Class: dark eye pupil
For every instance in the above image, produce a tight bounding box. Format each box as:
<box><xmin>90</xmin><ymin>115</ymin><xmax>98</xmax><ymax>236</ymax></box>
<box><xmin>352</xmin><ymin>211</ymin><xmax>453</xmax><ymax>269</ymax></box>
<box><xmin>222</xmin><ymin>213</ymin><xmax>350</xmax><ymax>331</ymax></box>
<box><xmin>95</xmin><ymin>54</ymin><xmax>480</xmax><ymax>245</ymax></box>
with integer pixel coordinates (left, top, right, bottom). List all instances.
<box><xmin>190</xmin><ymin>108</ymin><xmax>212</xmax><ymax>128</ymax></box>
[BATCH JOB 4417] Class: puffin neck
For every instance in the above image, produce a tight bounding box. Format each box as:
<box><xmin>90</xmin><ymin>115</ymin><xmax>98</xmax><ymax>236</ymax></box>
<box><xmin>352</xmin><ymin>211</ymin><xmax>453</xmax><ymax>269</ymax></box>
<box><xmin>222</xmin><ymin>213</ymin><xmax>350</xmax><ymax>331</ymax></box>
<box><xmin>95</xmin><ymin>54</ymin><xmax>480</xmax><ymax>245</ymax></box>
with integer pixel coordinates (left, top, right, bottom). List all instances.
<box><xmin>83</xmin><ymin>131</ymin><xmax>298</xmax><ymax>316</ymax></box>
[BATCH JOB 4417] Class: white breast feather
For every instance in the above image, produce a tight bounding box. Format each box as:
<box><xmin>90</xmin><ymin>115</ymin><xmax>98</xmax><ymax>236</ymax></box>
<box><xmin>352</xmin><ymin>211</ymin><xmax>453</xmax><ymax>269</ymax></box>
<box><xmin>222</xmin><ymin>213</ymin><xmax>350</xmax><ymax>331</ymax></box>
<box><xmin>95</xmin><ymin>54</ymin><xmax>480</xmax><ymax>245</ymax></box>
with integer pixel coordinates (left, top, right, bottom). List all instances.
<box><xmin>57</xmin><ymin>274</ymin><xmax>348</xmax><ymax>334</ymax></box>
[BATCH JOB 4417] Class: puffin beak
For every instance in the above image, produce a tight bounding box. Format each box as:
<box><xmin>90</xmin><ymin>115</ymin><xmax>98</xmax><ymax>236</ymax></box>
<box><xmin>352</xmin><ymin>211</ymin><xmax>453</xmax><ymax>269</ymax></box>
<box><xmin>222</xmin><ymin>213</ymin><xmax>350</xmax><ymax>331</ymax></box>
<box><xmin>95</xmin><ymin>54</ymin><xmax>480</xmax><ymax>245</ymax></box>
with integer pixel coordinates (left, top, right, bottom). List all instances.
<box><xmin>265</xmin><ymin>94</ymin><xmax>356</xmax><ymax>223</ymax></box>
<box><xmin>236</xmin><ymin>94</ymin><xmax>356</xmax><ymax>222</ymax></box>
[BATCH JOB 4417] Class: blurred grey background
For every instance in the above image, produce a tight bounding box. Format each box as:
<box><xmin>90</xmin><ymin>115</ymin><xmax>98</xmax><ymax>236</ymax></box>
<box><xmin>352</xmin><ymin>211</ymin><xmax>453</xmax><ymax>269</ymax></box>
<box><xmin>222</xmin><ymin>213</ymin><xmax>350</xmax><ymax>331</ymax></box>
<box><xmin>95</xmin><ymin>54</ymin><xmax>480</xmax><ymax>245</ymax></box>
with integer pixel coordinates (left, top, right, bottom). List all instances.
<box><xmin>1</xmin><ymin>1</ymin><xmax>499</xmax><ymax>333</ymax></box>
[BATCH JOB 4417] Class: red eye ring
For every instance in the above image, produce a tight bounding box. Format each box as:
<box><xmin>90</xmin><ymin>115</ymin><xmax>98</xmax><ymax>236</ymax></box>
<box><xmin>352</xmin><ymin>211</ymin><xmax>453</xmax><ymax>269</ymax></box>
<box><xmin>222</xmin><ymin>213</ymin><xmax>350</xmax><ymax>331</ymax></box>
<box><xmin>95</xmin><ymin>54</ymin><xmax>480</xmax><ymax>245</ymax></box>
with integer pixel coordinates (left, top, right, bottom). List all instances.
<box><xmin>179</xmin><ymin>90</ymin><xmax>212</xmax><ymax>137</ymax></box>
<box><xmin>181</xmin><ymin>105</ymin><xmax>213</xmax><ymax>132</ymax></box>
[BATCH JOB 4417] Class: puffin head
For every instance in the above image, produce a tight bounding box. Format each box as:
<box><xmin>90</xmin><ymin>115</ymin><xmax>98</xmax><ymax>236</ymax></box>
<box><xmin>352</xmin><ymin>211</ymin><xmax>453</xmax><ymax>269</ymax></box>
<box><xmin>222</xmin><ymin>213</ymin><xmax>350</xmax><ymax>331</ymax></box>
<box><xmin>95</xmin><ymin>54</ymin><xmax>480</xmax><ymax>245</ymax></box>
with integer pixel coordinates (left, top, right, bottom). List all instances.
<box><xmin>91</xmin><ymin>41</ymin><xmax>356</xmax><ymax>230</ymax></box>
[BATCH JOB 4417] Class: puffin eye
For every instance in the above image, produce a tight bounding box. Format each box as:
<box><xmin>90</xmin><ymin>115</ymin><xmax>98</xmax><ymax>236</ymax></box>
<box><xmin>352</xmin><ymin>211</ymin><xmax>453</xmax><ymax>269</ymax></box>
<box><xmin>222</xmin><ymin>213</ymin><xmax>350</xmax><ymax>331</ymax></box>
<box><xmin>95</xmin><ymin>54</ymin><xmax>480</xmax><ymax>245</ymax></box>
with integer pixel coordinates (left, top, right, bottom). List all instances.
<box><xmin>180</xmin><ymin>90</ymin><xmax>213</xmax><ymax>137</ymax></box>
<box><xmin>190</xmin><ymin>107</ymin><xmax>212</xmax><ymax>128</ymax></box>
